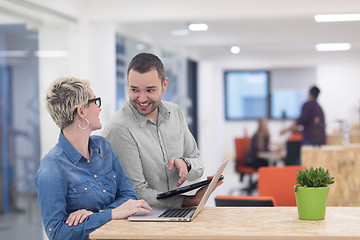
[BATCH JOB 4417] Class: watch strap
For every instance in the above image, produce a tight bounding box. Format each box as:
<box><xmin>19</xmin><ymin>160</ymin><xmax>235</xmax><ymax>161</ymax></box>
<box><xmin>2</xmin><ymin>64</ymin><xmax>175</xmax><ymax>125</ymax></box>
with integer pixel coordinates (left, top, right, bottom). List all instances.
<box><xmin>180</xmin><ymin>157</ymin><xmax>192</xmax><ymax>172</ymax></box>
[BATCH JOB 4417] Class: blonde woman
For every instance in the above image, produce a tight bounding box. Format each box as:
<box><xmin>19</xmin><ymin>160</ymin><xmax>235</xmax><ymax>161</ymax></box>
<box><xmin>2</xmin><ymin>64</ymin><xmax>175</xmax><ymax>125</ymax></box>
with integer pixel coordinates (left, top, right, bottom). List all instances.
<box><xmin>36</xmin><ymin>76</ymin><xmax>151</xmax><ymax>240</ymax></box>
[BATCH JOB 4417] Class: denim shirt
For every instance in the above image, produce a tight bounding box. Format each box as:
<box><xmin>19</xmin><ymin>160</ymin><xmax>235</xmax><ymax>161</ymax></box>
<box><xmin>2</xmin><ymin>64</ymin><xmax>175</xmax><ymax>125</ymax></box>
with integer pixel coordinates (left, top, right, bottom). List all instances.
<box><xmin>35</xmin><ymin>132</ymin><xmax>138</xmax><ymax>240</ymax></box>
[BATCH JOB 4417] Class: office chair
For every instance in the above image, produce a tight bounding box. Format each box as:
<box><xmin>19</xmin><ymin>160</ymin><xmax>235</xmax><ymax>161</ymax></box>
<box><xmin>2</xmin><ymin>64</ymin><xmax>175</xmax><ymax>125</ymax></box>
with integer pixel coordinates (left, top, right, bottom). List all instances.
<box><xmin>285</xmin><ymin>141</ymin><xmax>302</xmax><ymax>165</ymax></box>
<box><xmin>258</xmin><ymin>165</ymin><xmax>306</xmax><ymax>206</ymax></box>
<box><xmin>285</xmin><ymin>132</ymin><xmax>303</xmax><ymax>165</ymax></box>
<box><xmin>215</xmin><ymin>195</ymin><xmax>277</xmax><ymax>207</ymax></box>
<box><xmin>233</xmin><ymin>137</ymin><xmax>257</xmax><ymax>195</ymax></box>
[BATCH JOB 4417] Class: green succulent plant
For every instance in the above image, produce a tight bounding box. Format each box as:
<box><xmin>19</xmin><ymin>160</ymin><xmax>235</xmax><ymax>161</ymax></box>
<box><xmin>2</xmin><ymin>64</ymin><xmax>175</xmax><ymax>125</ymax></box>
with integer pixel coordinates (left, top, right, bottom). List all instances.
<box><xmin>295</xmin><ymin>166</ymin><xmax>335</xmax><ymax>191</ymax></box>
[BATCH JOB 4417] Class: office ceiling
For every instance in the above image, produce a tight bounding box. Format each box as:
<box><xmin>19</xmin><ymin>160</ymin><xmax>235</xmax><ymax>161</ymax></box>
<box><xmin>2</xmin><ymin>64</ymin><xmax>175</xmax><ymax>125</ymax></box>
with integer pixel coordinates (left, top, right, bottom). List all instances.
<box><xmin>4</xmin><ymin>0</ymin><xmax>360</xmax><ymax>61</ymax></box>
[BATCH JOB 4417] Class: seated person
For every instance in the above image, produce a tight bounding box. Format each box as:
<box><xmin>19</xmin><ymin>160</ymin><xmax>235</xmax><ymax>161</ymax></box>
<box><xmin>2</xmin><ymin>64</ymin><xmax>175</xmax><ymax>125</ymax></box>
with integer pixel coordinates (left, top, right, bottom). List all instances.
<box><xmin>245</xmin><ymin>118</ymin><xmax>270</xmax><ymax>169</ymax></box>
<box><xmin>36</xmin><ymin>76</ymin><xmax>151</xmax><ymax>240</ymax></box>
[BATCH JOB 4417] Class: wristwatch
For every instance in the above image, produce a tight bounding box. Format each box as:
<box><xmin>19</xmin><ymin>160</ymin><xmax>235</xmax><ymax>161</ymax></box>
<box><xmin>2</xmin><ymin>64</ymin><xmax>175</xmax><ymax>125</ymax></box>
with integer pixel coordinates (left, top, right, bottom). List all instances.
<box><xmin>180</xmin><ymin>157</ymin><xmax>192</xmax><ymax>172</ymax></box>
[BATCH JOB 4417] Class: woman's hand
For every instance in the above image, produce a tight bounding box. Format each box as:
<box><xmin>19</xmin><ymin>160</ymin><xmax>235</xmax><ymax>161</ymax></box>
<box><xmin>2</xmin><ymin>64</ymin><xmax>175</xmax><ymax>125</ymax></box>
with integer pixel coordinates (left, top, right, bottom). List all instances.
<box><xmin>111</xmin><ymin>199</ymin><xmax>152</xmax><ymax>220</ymax></box>
<box><xmin>66</xmin><ymin>209</ymin><xmax>93</xmax><ymax>226</ymax></box>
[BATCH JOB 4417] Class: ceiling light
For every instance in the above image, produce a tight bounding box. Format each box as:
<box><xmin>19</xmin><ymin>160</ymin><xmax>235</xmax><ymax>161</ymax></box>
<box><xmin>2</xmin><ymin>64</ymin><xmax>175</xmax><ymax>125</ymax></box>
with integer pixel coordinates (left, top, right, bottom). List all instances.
<box><xmin>314</xmin><ymin>14</ymin><xmax>360</xmax><ymax>22</ymax></box>
<box><xmin>136</xmin><ymin>43</ymin><xmax>146</xmax><ymax>51</ymax></box>
<box><xmin>35</xmin><ymin>50</ymin><xmax>68</xmax><ymax>58</ymax></box>
<box><xmin>231</xmin><ymin>46</ymin><xmax>240</xmax><ymax>54</ymax></box>
<box><xmin>188</xmin><ymin>23</ymin><xmax>208</xmax><ymax>31</ymax></box>
<box><xmin>0</xmin><ymin>50</ymin><xmax>28</xmax><ymax>57</ymax></box>
<box><xmin>171</xmin><ymin>29</ymin><xmax>190</xmax><ymax>36</ymax></box>
<box><xmin>315</xmin><ymin>43</ymin><xmax>351</xmax><ymax>51</ymax></box>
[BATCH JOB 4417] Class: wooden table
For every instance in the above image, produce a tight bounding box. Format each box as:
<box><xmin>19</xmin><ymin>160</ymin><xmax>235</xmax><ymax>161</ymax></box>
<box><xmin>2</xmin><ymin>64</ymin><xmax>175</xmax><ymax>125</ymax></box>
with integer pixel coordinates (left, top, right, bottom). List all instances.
<box><xmin>301</xmin><ymin>145</ymin><xmax>360</xmax><ymax>206</ymax></box>
<box><xmin>326</xmin><ymin>134</ymin><xmax>360</xmax><ymax>145</ymax></box>
<box><xmin>89</xmin><ymin>207</ymin><xmax>360</xmax><ymax>240</ymax></box>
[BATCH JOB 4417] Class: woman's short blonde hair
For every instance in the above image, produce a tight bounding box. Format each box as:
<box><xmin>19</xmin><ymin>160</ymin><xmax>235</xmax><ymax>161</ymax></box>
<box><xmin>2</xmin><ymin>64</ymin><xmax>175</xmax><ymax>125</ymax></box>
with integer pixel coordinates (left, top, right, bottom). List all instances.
<box><xmin>46</xmin><ymin>76</ymin><xmax>90</xmax><ymax>129</ymax></box>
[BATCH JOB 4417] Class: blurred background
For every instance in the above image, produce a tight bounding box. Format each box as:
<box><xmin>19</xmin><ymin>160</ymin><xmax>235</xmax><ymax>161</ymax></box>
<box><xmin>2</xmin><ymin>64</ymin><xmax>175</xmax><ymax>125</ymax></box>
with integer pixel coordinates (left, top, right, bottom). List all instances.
<box><xmin>1</xmin><ymin>0</ymin><xmax>360</xmax><ymax>239</ymax></box>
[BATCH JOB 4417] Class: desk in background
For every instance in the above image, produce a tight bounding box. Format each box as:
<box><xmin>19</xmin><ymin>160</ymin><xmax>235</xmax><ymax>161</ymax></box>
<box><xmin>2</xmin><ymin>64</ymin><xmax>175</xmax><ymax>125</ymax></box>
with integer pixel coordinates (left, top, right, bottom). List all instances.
<box><xmin>257</xmin><ymin>151</ymin><xmax>285</xmax><ymax>166</ymax></box>
<box><xmin>90</xmin><ymin>207</ymin><xmax>360</xmax><ymax>240</ymax></box>
<box><xmin>302</xmin><ymin>145</ymin><xmax>360</xmax><ymax>206</ymax></box>
<box><xmin>326</xmin><ymin>134</ymin><xmax>360</xmax><ymax>145</ymax></box>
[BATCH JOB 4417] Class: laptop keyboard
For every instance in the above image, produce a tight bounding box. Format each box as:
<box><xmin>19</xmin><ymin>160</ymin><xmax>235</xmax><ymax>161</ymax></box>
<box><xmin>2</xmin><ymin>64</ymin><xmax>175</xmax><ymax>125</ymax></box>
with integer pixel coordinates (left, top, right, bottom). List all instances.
<box><xmin>159</xmin><ymin>208</ymin><xmax>193</xmax><ymax>218</ymax></box>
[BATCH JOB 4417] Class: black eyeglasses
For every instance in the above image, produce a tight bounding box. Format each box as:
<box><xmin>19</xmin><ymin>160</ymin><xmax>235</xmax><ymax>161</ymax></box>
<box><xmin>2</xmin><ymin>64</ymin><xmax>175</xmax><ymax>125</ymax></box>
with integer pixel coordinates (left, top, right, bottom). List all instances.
<box><xmin>88</xmin><ymin>97</ymin><xmax>101</xmax><ymax>107</ymax></box>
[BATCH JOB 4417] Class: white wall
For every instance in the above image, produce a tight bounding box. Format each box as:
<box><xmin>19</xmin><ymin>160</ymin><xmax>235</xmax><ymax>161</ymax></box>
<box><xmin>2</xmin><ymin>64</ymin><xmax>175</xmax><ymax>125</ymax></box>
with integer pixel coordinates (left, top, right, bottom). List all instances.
<box><xmin>39</xmin><ymin>21</ymin><xmax>117</xmax><ymax>157</ymax></box>
<box><xmin>39</xmin><ymin>23</ymin><xmax>78</xmax><ymax>157</ymax></box>
<box><xmin>317</xmin><ymin>64</ymin><xmax>360</xmax><ymax>134</ymax></box>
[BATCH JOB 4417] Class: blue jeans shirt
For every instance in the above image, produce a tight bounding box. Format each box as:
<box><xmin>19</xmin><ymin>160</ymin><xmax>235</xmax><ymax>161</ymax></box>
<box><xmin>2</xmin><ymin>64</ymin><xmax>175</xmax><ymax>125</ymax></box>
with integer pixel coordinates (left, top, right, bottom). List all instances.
<box><xmin>35</xmin><ymin>131</ymin><xmax>138</xmax><ymax>240</ymax></box>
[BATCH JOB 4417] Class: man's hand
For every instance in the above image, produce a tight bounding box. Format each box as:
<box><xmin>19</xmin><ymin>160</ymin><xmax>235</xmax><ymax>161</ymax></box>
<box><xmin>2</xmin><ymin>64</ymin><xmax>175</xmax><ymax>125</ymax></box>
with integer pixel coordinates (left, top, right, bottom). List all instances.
<box><xmin>182</xmin><ymin>176</ymin><xmax>224</xmax><ymax>207</ymax></box>
<box><xmin>66</xmin><ymin>209</ymin><xmax>93</xmax><ymax>226</ymax></box>
<box><xmin>168</xmin><ymin>157</ymin><xmax>188</xmax><ymax>187</ymax></box>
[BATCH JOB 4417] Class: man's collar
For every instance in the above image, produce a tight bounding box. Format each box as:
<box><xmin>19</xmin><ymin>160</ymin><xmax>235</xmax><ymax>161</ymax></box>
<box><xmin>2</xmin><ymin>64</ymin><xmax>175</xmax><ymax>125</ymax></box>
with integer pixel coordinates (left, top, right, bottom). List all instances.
<box><xmin>127</xmin><ymin>100</ymin><xmax>170</xmax><ymax>127</ymax></box>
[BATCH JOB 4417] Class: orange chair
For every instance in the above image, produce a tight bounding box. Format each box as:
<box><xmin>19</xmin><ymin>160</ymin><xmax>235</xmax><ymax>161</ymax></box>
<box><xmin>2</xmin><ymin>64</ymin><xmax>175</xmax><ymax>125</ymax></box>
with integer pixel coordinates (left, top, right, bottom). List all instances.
<box><xmin>215</xmin><ymin>195</ymin><xmax>277</xmax><ymax>207</ymax></box>
<box><xmin>258</xmin><ymin>165</ymin><xmax>306</xmax><ymax>206</ymax></box>
<box><xmin>234</xmin><ymin>137</ymin><xmax>257</xmax><ymax>195</ymax></box>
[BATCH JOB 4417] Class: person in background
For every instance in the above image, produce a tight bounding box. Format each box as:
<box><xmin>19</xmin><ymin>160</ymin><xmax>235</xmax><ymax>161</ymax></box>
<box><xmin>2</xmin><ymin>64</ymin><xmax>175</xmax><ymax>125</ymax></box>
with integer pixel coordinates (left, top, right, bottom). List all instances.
<box><xmin>35</xmin><ymin>76</ymin><xmax>151</xmax><ymax>240</ymax></box>
<box><xmin>103</xmin><ymin>53</ymin><xmax>221</xmax><ymax>208</ymax></box>
<box><xmin>280</xmin><ymin>85</ymin><xmax>326</xmax><ymax>146</ymax></box>
<box><xmin>245</xmin><ymin>118</ymin><xmax>270</xmax><ymax>169</ymax></box>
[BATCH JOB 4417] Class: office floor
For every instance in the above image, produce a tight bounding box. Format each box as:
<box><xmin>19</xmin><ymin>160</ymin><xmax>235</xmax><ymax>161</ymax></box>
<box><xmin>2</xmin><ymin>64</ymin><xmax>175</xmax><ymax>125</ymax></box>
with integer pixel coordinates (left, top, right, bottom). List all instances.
<box><xmin>0</xmin><ymin>193</ymin><xmax>46</xmax><ymax>240</ymax></box>
<box><xmin>0</xmin><ymin>160</ymin><xmax>251</xmax><ymax>239</ymax></box>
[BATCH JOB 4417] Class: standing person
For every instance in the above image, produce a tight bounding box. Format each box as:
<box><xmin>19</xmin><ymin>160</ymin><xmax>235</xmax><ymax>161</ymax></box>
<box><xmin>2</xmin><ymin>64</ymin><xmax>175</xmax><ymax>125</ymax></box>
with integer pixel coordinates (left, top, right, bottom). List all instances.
<box><xmin>281</xmin><ymin>85</ymin><xmax>326</xmax><ymax>145</ymax></box>
<box><xmin>246</xmin><ymin>118</ymin><xmax>270</xmax><ymax>169</ymax></box>
<box><xmin>36</xmin><ymin>76</ymin><xmax>151</xmax><ymax>240</ymax></box>
<box><xmin>102</xmin><ymin>53</ymin><xmax>208</xmax><ymax>208</ymax></box>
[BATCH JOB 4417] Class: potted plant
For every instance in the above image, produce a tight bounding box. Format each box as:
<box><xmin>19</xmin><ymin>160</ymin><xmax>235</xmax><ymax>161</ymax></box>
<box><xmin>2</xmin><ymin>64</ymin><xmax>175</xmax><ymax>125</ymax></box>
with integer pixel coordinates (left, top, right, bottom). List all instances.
<box><xmin>294</xmin><ymin>166</ymin><xmax>335</xmax><ymax>220</ymax></box>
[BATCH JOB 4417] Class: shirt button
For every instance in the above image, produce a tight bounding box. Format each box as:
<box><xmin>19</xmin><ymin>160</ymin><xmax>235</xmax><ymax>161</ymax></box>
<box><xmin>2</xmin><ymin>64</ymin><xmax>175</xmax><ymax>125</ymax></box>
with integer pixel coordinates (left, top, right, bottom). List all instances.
<box><xmin>94</xmin><ymin>175</ymin><xmax>97</xmax><ymax>178</ymax></box>
<box><xmin>103</xmin><ymin>189</ymin><xmax>106</xmax><ymax>193</ymax></box>
<box><xmin>87</xmin><ymin>160</ymin><xmax>90</xmax><ymax>163</ymax></box>
<box><xmin>113</xmin><ymin>175</ymin><xmax>116</xmax><ymax>178</ymax></box>
<box><xmin>84</xmin><ymin>187</ymin><xmax>87</xmax><ymax>191</ymax></box>
<box><xmin>49</xmin><ymin>228</ymin><xmax>52</xmax><ymax>232</ymax></box>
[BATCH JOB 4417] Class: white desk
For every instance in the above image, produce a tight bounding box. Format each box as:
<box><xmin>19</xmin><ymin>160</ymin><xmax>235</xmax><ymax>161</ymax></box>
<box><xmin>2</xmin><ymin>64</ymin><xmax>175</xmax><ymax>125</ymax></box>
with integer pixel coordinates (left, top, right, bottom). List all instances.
<box><xmin>257</xmin><ymin>151</ymin><xmax>285</xmax><ymax>166</ymax></box>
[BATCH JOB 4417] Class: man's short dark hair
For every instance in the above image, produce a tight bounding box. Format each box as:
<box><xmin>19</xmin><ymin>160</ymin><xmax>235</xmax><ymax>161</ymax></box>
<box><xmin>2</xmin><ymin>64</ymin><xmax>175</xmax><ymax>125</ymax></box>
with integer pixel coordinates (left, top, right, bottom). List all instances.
<box><xmin>309</xmin><ymin>86</ymin><xmax>320</xmax><ymax>99</ymax></box>
<box><xmin>127</xmin><ymin>53</ymin><xmax>166</xmax><ymax>84</ymax></box>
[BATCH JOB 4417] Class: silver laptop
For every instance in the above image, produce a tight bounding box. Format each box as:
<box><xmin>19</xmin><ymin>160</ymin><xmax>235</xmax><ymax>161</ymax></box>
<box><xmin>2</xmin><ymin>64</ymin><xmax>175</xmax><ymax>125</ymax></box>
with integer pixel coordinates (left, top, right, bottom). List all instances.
<box><xmin>128</xmin><ymin>159</ymin><xmax>229</xmax><ymax>222</ymax></box>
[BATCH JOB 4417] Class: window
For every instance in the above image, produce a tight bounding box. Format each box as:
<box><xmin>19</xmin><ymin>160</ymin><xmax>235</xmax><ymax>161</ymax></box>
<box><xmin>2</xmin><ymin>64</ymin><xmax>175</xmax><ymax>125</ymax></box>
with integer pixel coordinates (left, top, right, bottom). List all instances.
<box><xmin>224</xmin><ymin>68</ymin><xmax>315</xmax><ymax>120</ymax></box>
<box><xmin>271</xmin><ymin>90</ymin><xmax>307</xmax><ymax>119</ymax></box>
<box><xmin>225</xmin><ymin>71</ymin><xmax>269</xmax><ymax>120</ymax></box>
<box><xmin>270</xmin><ymin>68</ymin><xmax>315</xmax><ymax>119</ymax></box>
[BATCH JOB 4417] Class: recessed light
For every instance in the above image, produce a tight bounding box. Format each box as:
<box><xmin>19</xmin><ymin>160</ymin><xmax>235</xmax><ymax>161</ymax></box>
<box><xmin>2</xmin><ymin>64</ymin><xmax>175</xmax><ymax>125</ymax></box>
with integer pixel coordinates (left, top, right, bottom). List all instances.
<box><xmin>35</xmin><ymin>50</ymin><xmax>68</xmax><ymax>58</ymax></box>
<box><xmin>171</xmin><ymin>29</ymin><xmax>190</xmax><ymax>36</ymax></box>
<box><xmin>188</xmin><ymin>23</ymin><xmax>208</xmax><ymax>31</ymax></box>
<box><xmin>136</xmin><ymin>43</ymin><xmax>146</xmax><ymax>51</ymax></box>
<box><xmin>231</xmin><ymin>46</ymin><xmax>240</xmax><ymax>54</ymax></box>
<box><xmin>314</xmin><ymin>14</ymin><xmax>360</xmax><ymax>22</ymax></box>
<box><xmin>0</xmin><ymin>50</ymin><xmax>28</xmax><ymax>57</ymax></box>
<box><xmin>315</xmin><ymin>43</ymin><xmax>351</xmax><ymax>51</ymax></box>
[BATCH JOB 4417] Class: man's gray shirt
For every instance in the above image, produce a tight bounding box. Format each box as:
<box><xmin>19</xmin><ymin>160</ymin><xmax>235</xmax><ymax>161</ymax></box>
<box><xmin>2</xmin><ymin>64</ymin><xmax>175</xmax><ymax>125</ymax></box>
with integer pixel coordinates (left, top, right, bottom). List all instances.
<box><xmin>102</xmin><ymin>100</ymin><xmax>204</xmax><ymax>208</ymax></box>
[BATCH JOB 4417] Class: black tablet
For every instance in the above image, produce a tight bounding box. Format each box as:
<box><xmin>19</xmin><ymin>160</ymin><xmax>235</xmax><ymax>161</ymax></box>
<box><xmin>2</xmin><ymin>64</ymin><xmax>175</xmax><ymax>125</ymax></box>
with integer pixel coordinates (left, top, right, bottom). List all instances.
<box><xmin>156</xmin><ymin>175</ymin><xmax>224</xmax><ymax>199</ymax></box>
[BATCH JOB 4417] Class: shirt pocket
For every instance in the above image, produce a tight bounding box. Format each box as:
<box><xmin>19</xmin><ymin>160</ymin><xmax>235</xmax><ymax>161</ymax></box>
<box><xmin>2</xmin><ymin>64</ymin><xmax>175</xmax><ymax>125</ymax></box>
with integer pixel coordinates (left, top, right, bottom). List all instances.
<box><xmin>166</xmin><ymin>133</ymin><xmax>184</xmax><ymax>157</ymax></box>
<box><xmin>68</xmin><ymin>181</ymin><xmax>98</xmax><ymax>210</ymax></box>
<box><xmin>104</xmin><ymin>169</ymin><xmax>117</xmax><ymax>195</ymax></box>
